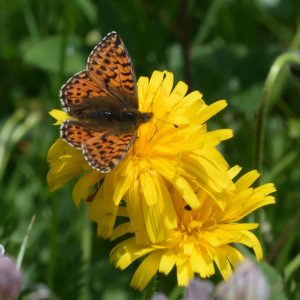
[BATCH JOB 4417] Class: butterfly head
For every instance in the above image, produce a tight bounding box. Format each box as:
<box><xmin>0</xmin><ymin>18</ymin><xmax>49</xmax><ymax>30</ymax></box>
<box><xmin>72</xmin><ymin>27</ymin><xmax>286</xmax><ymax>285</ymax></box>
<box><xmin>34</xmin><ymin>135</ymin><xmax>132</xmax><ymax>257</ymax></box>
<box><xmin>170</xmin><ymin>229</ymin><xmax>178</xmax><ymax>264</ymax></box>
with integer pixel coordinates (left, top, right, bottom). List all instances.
<box><xmin>136</xmin><ymin>111</ymin><xmax>154</xmax><ymax>126</ymax></box>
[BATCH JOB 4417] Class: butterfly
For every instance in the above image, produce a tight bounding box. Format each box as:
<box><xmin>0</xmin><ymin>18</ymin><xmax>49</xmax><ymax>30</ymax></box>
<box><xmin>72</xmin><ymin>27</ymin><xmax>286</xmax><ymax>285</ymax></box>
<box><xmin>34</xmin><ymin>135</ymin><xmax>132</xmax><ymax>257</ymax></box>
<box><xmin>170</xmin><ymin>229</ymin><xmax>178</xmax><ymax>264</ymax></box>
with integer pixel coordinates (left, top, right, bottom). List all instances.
<box><xmin>59</xmin><ymin>31</ymin><xmax>153</xmax><ymax>173</ymax></box>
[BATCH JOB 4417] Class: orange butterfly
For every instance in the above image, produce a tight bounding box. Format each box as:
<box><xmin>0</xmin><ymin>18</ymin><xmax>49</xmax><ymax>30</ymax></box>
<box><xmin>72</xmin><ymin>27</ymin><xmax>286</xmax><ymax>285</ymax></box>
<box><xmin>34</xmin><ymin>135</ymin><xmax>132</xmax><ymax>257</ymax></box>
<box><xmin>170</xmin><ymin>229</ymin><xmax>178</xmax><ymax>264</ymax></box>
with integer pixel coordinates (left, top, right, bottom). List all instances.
<box><xmin>60</xmin><ymin>32</ymin><xmax>153</xmax><ymax>173</ymax></box>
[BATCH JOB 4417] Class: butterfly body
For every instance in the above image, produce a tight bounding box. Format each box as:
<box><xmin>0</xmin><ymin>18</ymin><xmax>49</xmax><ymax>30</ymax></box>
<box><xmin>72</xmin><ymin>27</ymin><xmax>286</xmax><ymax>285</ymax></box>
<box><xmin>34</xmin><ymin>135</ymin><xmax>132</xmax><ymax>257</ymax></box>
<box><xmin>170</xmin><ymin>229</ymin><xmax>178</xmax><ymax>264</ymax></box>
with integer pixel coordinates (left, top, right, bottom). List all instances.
<box><xmin>69</xmin><ymin>106</ymin><xmax>152</xmax><ymax>132</ymax></box>
<box><xmin>59</xmin><ymin>32</ymin><xmax>153</xmax><ymax>173</ymax></box>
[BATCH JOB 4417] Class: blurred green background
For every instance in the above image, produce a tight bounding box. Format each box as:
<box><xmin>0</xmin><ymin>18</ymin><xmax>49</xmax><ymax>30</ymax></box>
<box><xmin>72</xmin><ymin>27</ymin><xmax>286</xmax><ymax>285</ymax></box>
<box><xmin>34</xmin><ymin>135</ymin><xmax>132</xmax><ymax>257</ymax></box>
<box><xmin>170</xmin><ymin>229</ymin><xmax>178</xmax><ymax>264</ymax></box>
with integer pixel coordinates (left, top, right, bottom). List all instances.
<box><xmin>0</xmin><ymin>0</ymin><xmax>300</xmax><ymax>299</ymax></box>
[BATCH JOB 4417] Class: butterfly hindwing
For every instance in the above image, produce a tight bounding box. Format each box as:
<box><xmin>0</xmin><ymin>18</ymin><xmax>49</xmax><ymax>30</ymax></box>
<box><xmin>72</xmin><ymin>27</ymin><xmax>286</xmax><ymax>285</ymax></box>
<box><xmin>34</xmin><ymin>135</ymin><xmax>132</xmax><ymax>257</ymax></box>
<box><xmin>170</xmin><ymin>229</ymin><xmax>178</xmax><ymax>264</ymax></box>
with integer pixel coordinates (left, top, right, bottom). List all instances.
<box><xmin>82</xmin><ymin>131</ymin><xmax>135</xmax><ymax>173</ymax></box>
<box><xmin>61</xmin><ymin>119</ymin><xmax>134</xmax><ymax>172</ymax></box>
<box><xmin>60</xmin><ymin>120</ymin><xmax>107</xmax><ymax>149</ymax></box>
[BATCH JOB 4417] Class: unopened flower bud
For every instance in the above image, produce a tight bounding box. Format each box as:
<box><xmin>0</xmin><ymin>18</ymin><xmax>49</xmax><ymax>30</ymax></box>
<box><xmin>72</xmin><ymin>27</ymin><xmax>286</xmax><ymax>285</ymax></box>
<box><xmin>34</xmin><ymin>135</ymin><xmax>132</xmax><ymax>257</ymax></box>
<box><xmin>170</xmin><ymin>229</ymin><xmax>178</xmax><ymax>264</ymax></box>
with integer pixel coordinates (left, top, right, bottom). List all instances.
<box><xmin>185</xmin><ymin>278</ymin><xmax>214</xmax><ymax>300</ymax></box>
<box><xmin>0</xmin><ymin>256</ymin><xmax>22</xmax><ymax>300</ymax></box>
<box><xmin>215</xmin><ymin>259</ymin><xmax>269</xmax><ymax>300</ymax></box>
<box><xmin>26</xmin><ymin>284</ymin><xmax>53</xmax><ymax>300</ymax></box>
<box><xmin>152</xmin><ymin>292</ymin><xmax>168</xmax><ymax>300</ymax></box>
<box><xmin>0</xmin><ymin>245</ymin><xmax>4</xmax><ymax>256</ymax></box>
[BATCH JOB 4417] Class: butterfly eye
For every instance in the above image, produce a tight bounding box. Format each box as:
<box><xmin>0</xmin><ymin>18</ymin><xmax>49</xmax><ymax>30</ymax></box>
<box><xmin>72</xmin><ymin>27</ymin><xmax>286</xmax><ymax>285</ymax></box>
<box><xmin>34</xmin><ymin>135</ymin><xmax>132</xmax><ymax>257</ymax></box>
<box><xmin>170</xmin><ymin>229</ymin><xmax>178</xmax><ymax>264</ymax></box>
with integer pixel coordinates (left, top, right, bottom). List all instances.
<box><xmin>102</xmin><ymin>111</ymin><xmax>113</xmax><ymax>119</ymax></box>
<box><xmin>123</xmin><ymin>111</ymin><xmax>137</xmax><ymax>121</ymax></box>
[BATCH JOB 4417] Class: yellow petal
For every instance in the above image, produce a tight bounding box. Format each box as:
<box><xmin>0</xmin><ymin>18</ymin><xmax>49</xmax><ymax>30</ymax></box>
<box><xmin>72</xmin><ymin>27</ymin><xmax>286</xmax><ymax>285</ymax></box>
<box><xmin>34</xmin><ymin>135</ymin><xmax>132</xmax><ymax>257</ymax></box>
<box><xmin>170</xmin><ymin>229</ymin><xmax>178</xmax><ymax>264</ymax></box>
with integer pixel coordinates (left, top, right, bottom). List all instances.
<box><xmin>49</xmin><ymin>109</ymin><xmax>70</xmax><ymax>124</ymax></box>
<box><xmin>110</xmin><ymin>238</ymin><xmax>154</xmax><ymax>269</ymax></box>
<box><xmin>239</xmin><ymin>231</ymin><xmax>263</xmax><ymax>261</ymax></box>
<box><xmin>88</xmin><ymin>180</ymin><xmax>118</xmax><ymax>239</ymax></box>
<box><xmin>197</xmin><ymin>100</ymin><xmax>228</xmax><ymax>124</ymax></box>
<box><xmin>221</xmin><ymin>245</ymin><xmax>244</xmax><ymax>267</ymax></box>
<box><xmin>177</xmin><ymin>262</ymin><xmax>193</xmax><ymax>286</ymax></box>
<box><xmin>174</xmin><ymin>177</ymin><xmax>200</xmax><ymax>209</ymax></box>
<box><xmin>235</xmin><ymin>170</ymin><xmax>260</xmax><ymax>192</ymax></box>
<box><xmin>213</xmin><ymin>249</ymin><xmax>233</xmax><ymax>280</ymax></box>
<box><xmin>72</xmin><ymin>170</ymin><xmax>101</xmax><ymax>206</ymax></box>
<box><xmin>110</xmin><ymin>222</ymin><xmax>133</xmax><ymax>241</ymax></box>
<box><xmin>140</xmin><ymin>171</ymin><xmax>159</xmax><ymax>206</ymax></box>
<box><xmin>112</xmin><ymin>161</ymin><xmax>135</xmax><ymax>205</ymax></box>
<box><xmin>164</xmin><ymin>80</ymin><xmax>188</xmax><ymax>111</ymax></box>
<box><xmin>130</xmin><ymin>251</ymin><xmax>163</xmax><ymax>291</ymax></box>
<box><xmin>137</xmin><ymin>76</ymin><xmax>149</xmax><ymax>111</ymax></box>
<box><xmin>190</xmin><ymin>250</ymin><xmax>215</xmax><ymax>277</ymax></box>
<box><xmin>159</xmin><ymin>249</ymin><xmax>176</xmax><ymax>274</ymax></box>
<box><xmin>227</xmin><ymin>165</ymin><xmax>242</xmax><ymax>179</ymax></box>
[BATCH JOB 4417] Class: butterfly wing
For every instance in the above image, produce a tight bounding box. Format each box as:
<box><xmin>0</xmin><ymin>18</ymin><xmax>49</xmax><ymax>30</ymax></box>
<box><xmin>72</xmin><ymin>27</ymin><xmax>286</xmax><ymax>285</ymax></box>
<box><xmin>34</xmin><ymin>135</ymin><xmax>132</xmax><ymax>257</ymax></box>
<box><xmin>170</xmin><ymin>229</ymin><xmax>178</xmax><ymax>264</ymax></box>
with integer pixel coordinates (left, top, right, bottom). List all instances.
<box><xmin>60</xmin><ymin>71</ymin><xmax>110</xmax><ymax>116</ymax></box>
<box><xmin>61</xmin><ymin>120</ymin><xmax>135</xmax><ymax>173</ymax></box>
<box><xmin>87</xmin><ymin>31</ymin><xmax>138</xmax><ymax>109</ymax></box>
<box><xmin>60</xmin><ymin>120</ymin><xmax>107</xmax><ymax>148</ymax></box>
<box><xmin>60</xmin><ymin>32</ymin><xmax>138</xmax><ymax>116</ymax></box>
<box><xmin>82</xmin><ymin>131</ymin><xmax>135</xmax><ymax>173</ymax></box>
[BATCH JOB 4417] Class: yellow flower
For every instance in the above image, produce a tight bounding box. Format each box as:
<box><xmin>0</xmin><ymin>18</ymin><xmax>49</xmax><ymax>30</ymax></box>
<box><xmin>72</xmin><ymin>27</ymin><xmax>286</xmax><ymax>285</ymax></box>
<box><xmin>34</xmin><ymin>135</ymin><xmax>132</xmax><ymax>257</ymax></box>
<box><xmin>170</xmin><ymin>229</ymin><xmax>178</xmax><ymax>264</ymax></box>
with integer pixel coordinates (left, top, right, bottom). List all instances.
<box><xmin>110</xmin><ymin>167</ymin><xmax>276</xmax><ymax>291</ymax></box>
<box><xmin>47</xmin><ymin>71</ymin><xmax>234</xmax><ymax>242</ymax></box>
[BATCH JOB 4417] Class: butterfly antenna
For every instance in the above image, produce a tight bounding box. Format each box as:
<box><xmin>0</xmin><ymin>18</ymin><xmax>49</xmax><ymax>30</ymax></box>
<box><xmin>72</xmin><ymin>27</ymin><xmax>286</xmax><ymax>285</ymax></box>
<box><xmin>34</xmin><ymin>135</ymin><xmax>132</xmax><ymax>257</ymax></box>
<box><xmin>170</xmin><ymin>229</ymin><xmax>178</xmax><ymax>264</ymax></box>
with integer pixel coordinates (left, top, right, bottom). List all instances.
<box><xmin>145</xmin><ymin>72</ymin><xmax>167</xmax><ymax>114</ymax></box>
<box><xmin>147</xmin><ymin>116</ymin><xmax>179</xmax><ymax>144</ymax></box>
<box><xmin>146</xmin><ymin>73</ymin><xmax>179</xmax><ymax>128</ymax></box>
<box><xmin>155</xmin><ymin>118</ymin><xmax>179</xmax><ymax>128</ymax></box>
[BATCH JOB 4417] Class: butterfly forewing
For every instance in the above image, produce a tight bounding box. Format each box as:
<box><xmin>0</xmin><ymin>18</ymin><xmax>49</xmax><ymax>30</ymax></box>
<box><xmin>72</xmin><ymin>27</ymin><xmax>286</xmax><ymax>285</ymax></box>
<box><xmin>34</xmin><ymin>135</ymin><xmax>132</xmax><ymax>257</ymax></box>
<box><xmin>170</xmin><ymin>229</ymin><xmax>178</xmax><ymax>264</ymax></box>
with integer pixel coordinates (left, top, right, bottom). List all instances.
<box><xmin>60</xmin><ymin>71</ymin><xmax>110</xmax><ymax>114</ymax></box>
<box><xmin>60</xmin><ymin>71</ymin><xmax>107</xmax><ymax>108</ymax></box>
<box><xmin>87</xmin><ymin>31</ymin><xmax>138</xmax><ymax>109</ymax></box>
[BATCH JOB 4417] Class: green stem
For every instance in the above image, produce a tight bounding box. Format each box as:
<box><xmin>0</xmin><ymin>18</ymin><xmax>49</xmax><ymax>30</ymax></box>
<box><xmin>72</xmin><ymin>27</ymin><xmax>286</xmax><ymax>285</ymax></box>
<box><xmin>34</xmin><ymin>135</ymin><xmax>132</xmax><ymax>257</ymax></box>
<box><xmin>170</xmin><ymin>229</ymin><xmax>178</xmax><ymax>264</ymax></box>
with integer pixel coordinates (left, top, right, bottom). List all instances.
<box><xmin>254</xmin><ymin>51</ymin><xmax>300</xmax><ymax>178</ymax></box>
<box><xmin>267</xmin><ymin>209</ymin><xmax>300</xmax><ymax>263</ymax></box>
<box><xmin>79</xmin><ymin>206</ymin><xmax>92</xmax><ymax>300</ymax></box>
<box><xmin>48</xmin><ymin>196</ymin><xmax>58</xmax><ymax>289</ymax></box>
<box><xmin>290</xmin><ymin>25</ymin><xmax>300</xmax><ymax>51</ymax></box>
<box><xmin>0</xmin><ymin>109</ymin><xmax>26</xmax><ymax>181</ymax></box>
<box><xmin>23</xmin><ymin>3</ymin><xmax>39</xmax><ymax>42</ymax></box>
<box><xmin>0</xmin><ymin>109</ymin><xmax>40</xmax><ymax>182</ymax></box>
<box><xmin>58</xmin><ymin>12</ymin><xmax>69</xmax><ymax>86</ymax></box>
<box><xmin>284</xmin><ymin>248</ymin><xmax>300</xmax><ymax>283</ymax></box>
<box><xmin>194</xmin><ymin>0</ymin><xmax>223</xmax><ymax>45</ymax></box>
<box><xmin>16</xmin><ymin>215</ymin><xmax>36</xmax><ymax>269</ymax></box>
<box><xmin>255</xmin><ymin>24</ymin><xmax>300</xmax><ymax>176</ymax></box>
<box><xmin>257</xmin><ymin>7</ymin><xmax>292</xmax><ymax>45</ymax></box>
<box><xmin>56</xmin><ymin>0</ymin><xmax>74</xmax><ymax>91</ymax></box>
<box><xmin>254</xmin><ymin>50</ymin><xmax>300</xmax><ymax>240</ymax></box>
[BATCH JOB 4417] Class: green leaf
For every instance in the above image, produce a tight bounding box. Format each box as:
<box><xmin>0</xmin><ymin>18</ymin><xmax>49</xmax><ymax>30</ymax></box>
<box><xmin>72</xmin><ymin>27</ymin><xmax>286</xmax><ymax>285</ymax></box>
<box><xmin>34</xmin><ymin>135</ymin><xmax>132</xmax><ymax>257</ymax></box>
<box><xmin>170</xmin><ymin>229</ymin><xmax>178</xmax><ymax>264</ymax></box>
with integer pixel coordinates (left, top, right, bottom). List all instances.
<box><xmin>231</xmin><ymin>84</ymin><xmax>262</xmax><ymax>121</ymax></box>
<box><xmin>23</xmin><ymin>35</ymin><xmax>85</xmax><ymax>74</ymax></box>
<box><xmin>288</xmin><ymin>118</ymin><xmax>300</xmax><ymax>138</ymax></box>
<box><xmin>75</xmin><ymin>0</ymin><xmax>97</xmax><ymax>24</ymax></box>
<box><xmin>284</xmin><ymin>252</ymin><xmax>300</xmax><ymax>283</ymax></box>
<box><xmin>260</xmin><ymin>260</ymin><xmax>287</xmax><ymax>300</ymax></box>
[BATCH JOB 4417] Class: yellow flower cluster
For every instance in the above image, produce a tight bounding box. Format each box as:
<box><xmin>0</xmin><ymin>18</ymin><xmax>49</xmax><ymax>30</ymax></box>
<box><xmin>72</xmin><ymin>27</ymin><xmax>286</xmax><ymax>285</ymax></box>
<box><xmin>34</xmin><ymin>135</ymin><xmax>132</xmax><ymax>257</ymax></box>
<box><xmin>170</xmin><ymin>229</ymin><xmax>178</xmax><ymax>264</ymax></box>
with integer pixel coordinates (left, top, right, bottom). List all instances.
<box><xmin>47</xmin><ymin>71</ymin><xmax>276</xmax><ymax>290</ymax></box>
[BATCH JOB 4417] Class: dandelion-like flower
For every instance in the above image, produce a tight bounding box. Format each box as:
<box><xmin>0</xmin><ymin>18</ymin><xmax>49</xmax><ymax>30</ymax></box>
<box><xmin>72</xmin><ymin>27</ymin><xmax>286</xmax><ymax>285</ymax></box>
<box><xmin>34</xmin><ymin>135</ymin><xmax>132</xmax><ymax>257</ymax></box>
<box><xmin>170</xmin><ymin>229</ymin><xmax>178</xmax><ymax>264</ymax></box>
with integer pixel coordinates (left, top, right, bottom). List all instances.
<box><xmin>110</xmin><ymin>167</ymin><xmax>276</xmax><ymax>290</ymax></box>
<box><xmin>47</xmin><ymin>71</ymin><xmax>234</xmax><ymax>242</ymax></box>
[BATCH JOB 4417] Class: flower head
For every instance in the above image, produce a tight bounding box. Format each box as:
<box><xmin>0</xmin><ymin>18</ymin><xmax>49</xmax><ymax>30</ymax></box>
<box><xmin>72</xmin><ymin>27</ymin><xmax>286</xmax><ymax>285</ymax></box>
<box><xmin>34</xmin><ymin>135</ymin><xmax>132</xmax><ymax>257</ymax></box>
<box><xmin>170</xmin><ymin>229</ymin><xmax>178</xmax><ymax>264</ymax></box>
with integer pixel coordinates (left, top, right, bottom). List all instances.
<box><xmin>48</xmin><ymin>71</ymin><xmax>234</xmax><ymax>242</ymax></box>
<box><xmin>0</xmin><ymin>255</ymin><xmax>22</xmax><ymax>300</ymax></box>
<box><xmin>110</xmin><ymin>167</ymin><xmax>276</xmax><ymax>290</ymax></box>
